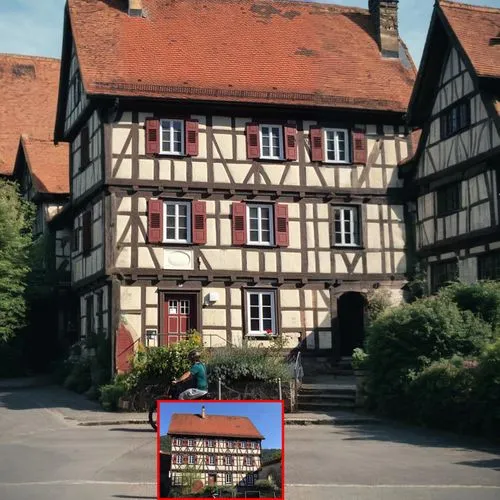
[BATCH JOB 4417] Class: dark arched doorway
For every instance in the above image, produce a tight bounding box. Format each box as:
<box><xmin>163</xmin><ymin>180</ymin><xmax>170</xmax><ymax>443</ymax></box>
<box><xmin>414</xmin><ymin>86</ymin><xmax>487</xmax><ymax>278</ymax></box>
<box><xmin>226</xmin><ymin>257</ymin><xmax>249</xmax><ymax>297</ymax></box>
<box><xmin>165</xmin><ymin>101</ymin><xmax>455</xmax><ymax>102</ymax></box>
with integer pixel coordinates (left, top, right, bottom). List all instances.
<box><xmin>337</xmin><ymin>292</ymin><xmax>366</xmax><ymax>357</ymax></box>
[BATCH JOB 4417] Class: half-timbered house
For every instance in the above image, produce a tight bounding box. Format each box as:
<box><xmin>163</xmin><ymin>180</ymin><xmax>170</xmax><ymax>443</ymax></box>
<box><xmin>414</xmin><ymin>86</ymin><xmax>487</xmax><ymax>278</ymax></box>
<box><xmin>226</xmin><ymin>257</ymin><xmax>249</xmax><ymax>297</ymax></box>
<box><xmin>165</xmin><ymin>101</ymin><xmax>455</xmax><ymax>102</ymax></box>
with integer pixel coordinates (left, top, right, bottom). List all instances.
<box><xmin>168</xmin><ymin>406</ymin><xmax>264</xmax><ymax>490</ymax></box>
<box><xmin>401</xmin><ymin>0</ymin><xmax>500</xmax><ymax>292</ymax></box>
<box><xmin>54</xmin><ymin>0</ymin><xmax>417</xmax><ymax>369</ymax></box>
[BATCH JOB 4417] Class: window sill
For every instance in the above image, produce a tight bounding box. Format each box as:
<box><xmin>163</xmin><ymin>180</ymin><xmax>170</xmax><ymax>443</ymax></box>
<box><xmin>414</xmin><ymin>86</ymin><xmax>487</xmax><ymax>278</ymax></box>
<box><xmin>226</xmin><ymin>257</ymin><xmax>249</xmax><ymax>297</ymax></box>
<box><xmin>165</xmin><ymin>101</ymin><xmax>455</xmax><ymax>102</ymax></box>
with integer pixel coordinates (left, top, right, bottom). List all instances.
<box><xmin>244</xmin><ymin>244</ymin><xmax>276</xmax><ymax>249</ymax></box>
<box><xmin>245</xmin><ymin>335</ymin><xmax>278</xmax><ymax>340</ymax></box>
<box><xmin>158</xmin><ymin>152</ymin><xmax>186</xmax><ymax>157</ymax></box>
<box><xmin>332</xmin><ymin>244</ymin><xmax>364</xmax><ymax>250</ymax></box>
<box><xmin>322</xmin><ymin>161</ymin><xmax>353</xmax><ymax>166</ymax></box>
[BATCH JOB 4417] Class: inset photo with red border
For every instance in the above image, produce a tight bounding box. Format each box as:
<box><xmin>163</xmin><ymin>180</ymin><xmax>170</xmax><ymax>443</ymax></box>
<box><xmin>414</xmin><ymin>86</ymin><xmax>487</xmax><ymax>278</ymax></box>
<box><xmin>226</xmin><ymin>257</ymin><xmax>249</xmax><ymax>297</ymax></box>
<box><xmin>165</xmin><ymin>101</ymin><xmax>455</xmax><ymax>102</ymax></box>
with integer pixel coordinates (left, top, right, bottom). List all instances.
<box><xmin>157</xmin><ymin>400</ymin><xmax>284</xmax><ymax>499</ymax></box>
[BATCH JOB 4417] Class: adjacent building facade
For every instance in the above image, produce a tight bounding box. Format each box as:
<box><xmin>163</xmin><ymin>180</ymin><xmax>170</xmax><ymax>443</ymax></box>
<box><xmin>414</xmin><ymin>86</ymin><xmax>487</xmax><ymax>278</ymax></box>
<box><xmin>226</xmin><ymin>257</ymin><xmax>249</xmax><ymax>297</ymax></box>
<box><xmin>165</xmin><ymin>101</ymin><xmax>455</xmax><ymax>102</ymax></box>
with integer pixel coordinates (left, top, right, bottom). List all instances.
<box><xmin>53</xmin><ymin>0</ymin><xmax>417</xmax><ymax>368</ymax></box>
<box><xmin>168</xmin><ymin>407</ymin><xmax>264</xmax><ymax>490</ymax></box>
<box><xmin>401</xmin><ymin>0</ymin><xmax>500</xmax><ymax>292</ymax></box>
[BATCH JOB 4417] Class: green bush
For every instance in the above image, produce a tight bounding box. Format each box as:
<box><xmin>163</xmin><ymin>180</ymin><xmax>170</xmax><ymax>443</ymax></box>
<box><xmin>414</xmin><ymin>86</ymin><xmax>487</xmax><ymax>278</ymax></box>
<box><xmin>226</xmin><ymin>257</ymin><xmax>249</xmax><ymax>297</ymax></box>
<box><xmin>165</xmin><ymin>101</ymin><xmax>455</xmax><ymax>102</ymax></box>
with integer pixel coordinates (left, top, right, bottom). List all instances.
<box><xmin>470</xmin><ymin>339</ymin><xmax>500</xmax><ymax>436</ymax></box>
<box><xmin>439</xmin><ymin>281</ymin><xmax>500</xmax><ymax>332</ymax></box>
<box><xmin>365</xmin><ymin>296</ymin><xmax>491</xmax><ymax>415</ymax></box>
<box><xmin>408</xmin><ymin>357</ymin><xmax>476</xmax><ymax>432</ymax></box>
<box><xmin>207</xmin><ymin>346</ymin><xmax>291</xmax><ymax>385</ymax></box>
<box><xmin>99</xmin><ymin>376</ymin><xmax>128</xmax><ymax>411</ymax></box>
<box><xmin>63</xmin><ymin>357</ymin><xmax>92</xmax><ymax>394</ymax></box>
<box><xmin>124</xmin><ymin>336</ymin><xmax>203</xmax><ymax>393</ymax></box>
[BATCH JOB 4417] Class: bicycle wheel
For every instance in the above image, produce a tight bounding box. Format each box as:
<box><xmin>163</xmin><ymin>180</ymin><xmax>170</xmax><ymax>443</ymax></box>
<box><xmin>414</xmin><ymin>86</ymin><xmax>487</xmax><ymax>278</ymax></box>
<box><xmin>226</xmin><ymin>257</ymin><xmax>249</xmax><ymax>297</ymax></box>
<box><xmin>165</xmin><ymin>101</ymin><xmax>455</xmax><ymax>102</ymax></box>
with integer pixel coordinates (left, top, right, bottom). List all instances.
<box><xmin>148</xmin><ymin>387</ymin><xmax>172</xmax><ymax>431</ymax></box>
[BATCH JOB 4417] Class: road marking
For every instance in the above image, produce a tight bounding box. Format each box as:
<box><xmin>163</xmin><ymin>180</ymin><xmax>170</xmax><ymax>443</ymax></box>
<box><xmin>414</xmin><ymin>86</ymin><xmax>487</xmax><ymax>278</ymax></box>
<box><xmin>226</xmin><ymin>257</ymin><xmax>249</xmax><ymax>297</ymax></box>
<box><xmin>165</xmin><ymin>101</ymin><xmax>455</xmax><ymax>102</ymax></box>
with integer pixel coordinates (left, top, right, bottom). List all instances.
<box><xmin>0</xmin><ymin>480</ymin><xmax>156</xmax><ymax>487</ymax></box>
<box><xmin>287</xmin><ymin>484</ymin><xmax>500</xmax><ymax>489</ymax></box>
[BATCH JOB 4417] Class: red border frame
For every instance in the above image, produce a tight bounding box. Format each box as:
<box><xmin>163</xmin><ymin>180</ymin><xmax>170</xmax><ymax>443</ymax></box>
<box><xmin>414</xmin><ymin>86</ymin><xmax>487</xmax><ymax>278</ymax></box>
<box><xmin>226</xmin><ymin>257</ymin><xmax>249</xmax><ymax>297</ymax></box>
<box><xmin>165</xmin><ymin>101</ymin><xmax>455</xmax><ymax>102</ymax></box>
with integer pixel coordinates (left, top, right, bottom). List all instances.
<box><xmin>156</xmin><ymin>399</ymin><xmax>285</xmax><ymax>500</ymax></box>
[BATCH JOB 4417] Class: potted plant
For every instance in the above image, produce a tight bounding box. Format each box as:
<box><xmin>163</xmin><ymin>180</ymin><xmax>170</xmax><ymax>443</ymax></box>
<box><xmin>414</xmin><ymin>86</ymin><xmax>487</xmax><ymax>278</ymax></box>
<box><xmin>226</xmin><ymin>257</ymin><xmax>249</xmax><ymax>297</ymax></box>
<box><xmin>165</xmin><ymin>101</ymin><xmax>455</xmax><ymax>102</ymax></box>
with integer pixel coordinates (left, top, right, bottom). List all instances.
<box><xmin>352</xmin><ymin>347</ymin><xmax>369</xmax><ymax>407</ymax></box>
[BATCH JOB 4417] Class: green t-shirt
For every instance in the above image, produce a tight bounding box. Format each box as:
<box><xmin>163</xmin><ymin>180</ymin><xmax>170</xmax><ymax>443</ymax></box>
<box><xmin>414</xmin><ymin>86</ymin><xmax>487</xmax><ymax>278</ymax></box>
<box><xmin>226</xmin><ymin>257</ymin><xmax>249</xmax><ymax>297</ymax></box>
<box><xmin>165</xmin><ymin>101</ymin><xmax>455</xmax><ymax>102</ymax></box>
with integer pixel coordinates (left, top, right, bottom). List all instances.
<box><xmin>190</xmin><ymin>362</ymin><xmax>208</xmax><ymax>391</ymax></box>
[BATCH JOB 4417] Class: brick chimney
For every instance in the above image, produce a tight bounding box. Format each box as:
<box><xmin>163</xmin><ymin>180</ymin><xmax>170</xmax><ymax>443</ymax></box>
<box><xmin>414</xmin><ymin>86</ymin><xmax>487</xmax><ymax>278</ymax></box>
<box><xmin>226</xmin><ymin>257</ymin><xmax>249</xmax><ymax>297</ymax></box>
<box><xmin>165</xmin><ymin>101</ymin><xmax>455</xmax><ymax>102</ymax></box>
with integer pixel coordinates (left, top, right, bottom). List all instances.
<box><xmin>369</xmin><ymin>0</ymin><xmax>400</xmax><ymax>58</ymax></box>
<box><xmin>128</xmin><ymin>0</ymin><xmax>143</xmax><ymax>17</ymax></box>
<box><xmin>201</xmin><ymin>406</ymin><xmax>206</xmax><ymax>419</ymax></box>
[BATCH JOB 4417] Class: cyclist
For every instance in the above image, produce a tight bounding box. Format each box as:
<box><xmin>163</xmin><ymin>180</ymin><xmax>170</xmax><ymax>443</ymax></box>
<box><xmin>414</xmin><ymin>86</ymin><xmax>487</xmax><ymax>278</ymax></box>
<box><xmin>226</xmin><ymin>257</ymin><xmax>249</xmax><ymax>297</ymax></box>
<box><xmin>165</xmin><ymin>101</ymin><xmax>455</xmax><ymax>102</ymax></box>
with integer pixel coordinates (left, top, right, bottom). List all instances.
<box><xmin>172</xmin><ymin>349</ymin><xmax>208</xmax><ymax>400</ymax></box>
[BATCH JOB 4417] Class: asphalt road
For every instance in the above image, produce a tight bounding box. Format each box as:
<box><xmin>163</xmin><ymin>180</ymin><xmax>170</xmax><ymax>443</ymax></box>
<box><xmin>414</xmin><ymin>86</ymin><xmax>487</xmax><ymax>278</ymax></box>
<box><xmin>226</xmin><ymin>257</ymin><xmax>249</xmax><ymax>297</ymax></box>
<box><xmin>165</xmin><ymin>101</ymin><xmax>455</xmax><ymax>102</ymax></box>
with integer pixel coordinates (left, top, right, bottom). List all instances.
<box><xmin>1</xmin><ymin>387</ymin><xmax>499</xmax><ymax>500</ymax></box>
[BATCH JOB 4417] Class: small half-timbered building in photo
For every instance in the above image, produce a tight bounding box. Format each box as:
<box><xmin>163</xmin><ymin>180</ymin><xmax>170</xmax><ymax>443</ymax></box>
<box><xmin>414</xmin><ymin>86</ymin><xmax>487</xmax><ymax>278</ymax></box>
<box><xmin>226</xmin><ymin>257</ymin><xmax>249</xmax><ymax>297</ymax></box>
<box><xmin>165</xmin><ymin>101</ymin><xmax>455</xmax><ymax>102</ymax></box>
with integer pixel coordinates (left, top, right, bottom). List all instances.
<box><xmin>53</xmin><ymin>0</ymin><xmax>418</xmax><ymax>369</ymax></box>
<box><xmin>401</xmin><ymin>0</ymin><xmax>500</xmax><ymax>292</ymax></box>
<box><xmin>159</xmin><ymin>402</ymin><xmax>282</xmax><ymax>497</ymax></box>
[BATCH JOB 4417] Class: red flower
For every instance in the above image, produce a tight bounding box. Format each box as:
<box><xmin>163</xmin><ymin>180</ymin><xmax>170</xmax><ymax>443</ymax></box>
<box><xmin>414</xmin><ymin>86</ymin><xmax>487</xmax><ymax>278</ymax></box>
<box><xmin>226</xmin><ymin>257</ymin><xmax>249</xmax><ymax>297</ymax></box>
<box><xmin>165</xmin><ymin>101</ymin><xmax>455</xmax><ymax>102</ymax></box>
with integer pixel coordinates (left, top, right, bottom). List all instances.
<box><xmin>265</xmin><ymin>329</ymin><xmax>273</xmax><ymax>335</ymax></box>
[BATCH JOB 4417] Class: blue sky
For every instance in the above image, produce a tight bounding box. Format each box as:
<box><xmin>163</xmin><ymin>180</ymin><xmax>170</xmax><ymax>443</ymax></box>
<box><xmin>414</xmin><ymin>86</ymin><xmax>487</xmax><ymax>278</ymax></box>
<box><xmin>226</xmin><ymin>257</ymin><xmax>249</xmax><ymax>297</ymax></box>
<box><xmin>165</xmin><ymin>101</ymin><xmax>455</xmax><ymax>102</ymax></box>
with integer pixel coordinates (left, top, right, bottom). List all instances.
<box><xmin>159</xmin><ymin>401</ymin><xmax>283</xmax><ymax>449</ymax></box>
<box><xmin>0</xmin><ymin>1</ymin><xmax>499</xmax><ymax>66</ymax></box>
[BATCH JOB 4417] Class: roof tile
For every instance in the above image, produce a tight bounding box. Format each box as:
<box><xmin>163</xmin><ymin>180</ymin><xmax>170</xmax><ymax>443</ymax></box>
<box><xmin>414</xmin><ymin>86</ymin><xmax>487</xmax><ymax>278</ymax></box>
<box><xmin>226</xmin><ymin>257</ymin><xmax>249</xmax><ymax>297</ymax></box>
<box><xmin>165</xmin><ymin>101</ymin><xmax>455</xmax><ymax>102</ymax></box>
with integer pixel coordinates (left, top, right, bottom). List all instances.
<box><xmin>167</xmin><ymin>412</ymin><xmax>265</xmax><ymax>440</ymax></box>
<box><xmin>0</xmin><ymin>54</ymin><xmax>61</xmax><ymax>175</ymax></box>
<box><xmin>68</xmin><ymin>0</ymin><xmax>415</xmax><ymax>112</ymax></box>
<box><xmin>440</xmin><ymin>0</ymin><xmax>500</xmax><ymax>78</ymax></box>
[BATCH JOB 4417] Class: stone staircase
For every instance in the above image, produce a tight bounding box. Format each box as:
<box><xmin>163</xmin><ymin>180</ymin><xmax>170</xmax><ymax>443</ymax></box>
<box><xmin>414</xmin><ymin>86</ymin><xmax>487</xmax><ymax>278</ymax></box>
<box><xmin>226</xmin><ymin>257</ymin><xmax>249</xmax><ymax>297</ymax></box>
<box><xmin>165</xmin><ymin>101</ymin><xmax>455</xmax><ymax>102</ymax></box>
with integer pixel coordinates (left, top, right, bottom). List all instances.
<box><xmin>297</xmin><ymin>374</ymin><xmax>357</xmax><ymax>412</ymax></box>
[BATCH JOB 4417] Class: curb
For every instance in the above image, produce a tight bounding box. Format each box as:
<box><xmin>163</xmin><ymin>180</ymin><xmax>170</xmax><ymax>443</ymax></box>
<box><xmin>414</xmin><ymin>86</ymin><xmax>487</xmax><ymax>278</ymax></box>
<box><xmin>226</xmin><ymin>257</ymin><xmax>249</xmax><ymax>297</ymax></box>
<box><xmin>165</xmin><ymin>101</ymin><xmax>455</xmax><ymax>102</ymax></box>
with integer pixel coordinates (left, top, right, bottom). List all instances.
<box><xmin>75</xmin><ymin>417</ymin><xmax>381</xmax><ymax>427</ymax></box>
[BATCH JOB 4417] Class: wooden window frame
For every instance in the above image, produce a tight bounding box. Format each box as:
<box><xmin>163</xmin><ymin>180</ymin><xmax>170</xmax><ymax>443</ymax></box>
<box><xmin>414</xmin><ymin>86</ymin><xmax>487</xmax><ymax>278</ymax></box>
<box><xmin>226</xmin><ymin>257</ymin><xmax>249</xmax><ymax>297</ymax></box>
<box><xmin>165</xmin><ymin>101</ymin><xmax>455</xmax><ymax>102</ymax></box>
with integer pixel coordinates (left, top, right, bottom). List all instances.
<box><xmin>245</xmin><ymin>289</ymin><xmax>277</xmax><ymax>337</ymax></box>
<box><xmin>324</xmin><ymin>128</ymin><xmax>350</xmax><ymax>164</ymax></box>
<box><xmin>431</xmin><ymin>259</ymin><xmax>458</xmax><ymax>293</ymax></box>
<box><xmin>436</xmin><ymin>183</ymin><xmax>461</xmax><ymax>216</ymax></box>
<box><xmin>208</xmin><ymin>455</ymin><xmax>215</xmax><ymax>465</ymax></box>
<box><xmin>225</xmin><ymin>472</ymin><xmax>233</xmax><ymax>485</ymax></box>
<box><xmin>246</xmin><ymin>203</ymin><xmax>274</xmax><ymax>246</ymax></box>
<box><xmin>225</xmin><ymin>455</ymin><xmax>231</xmax><ymax>465</ymax></box>
<box><xmin>440</xmin><ymin>97</ymin><xmax>471</xmax><ymax>140</ymax></box>
<box><xmin>175</xmin><ymin>455</ymin><xmax>183</xmax><ymax>465</ymax></box>
<box><xmin>163</xmin><ymin>200</ymin><xmax>191</xmax><ymax>244</ymax></box>
<box><xmin>332</xmin><ymin>206</ymin><xmax>361</xmax><ymax>247</ymax></box>
<box><xmin>160</xmin><ymin>119</ymin><xmax>185</xmax><ymax>156</ymax></box>
<box><xmin>478</xmin><ymin>251</ymin><xmax>500</xmax><ymax>281</ymax></box>
<box><xmin>188</xmin><ymin>439</ymin><xmax>195</xmax><ymax>447</ymax></box>
<box><xmin>188</xmin><ymin>455</ymin><xmax>195</xmax><ymax>465</ymax></box>
<box><xmin>259</xmin><ymin>124</ymin><xmax>284</xmax><ymax>160</ymax></box>
<box><xmin>244</xmin><ymin>456</ymin><xmax>252</xmax><ymax>466</ymax></box>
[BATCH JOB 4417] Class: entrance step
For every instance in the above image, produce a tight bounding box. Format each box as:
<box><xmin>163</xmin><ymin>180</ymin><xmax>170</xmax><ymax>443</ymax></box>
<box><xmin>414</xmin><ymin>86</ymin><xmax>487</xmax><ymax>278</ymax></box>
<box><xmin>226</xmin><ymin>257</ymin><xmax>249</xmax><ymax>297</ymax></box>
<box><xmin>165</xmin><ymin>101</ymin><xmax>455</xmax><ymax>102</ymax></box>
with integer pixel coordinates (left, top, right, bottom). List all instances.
<box><xmin>298</xmin><ymin>375</ymin><xmax>357</xmax><ymax>412</ymax></box>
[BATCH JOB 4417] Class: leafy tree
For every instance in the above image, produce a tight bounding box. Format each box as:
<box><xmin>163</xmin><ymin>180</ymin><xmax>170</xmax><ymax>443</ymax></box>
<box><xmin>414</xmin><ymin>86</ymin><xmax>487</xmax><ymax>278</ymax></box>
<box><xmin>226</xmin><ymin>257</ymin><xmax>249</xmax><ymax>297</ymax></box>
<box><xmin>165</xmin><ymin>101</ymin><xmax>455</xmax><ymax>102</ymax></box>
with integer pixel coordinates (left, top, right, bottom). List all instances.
<box><xmin>0</xmin><ymin>180</ymin><xmax>34</xmax><ymax>343</ymax></box>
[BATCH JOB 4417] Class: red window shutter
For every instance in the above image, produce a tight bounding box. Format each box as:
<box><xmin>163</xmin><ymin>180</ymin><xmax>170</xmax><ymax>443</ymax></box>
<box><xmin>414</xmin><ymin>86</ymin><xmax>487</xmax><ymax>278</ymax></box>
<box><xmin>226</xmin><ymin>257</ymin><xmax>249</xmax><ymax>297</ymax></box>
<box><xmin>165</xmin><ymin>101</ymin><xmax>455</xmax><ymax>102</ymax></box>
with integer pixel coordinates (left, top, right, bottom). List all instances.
<box><xmin>183</xmin><ymin>455</ymin><xmax>187</xmax><ymax>464</ymax></box>
<box><xmin>206</xmin><ymin>455</ymin><xmax>209</xmax><ymax>464</ymax></box>
<box><xmin>182</xmin><ymin>439</ymin><xmax>188</xmax><ymax>446</ymax></box>
<box><xmin>145</xmin><ymin>118</ymin><xmax>160</xmax><ymax>155</ymax></box>
<box><xmin>194</xmin><ymin>455</ymin><xmax>198</xmax><ymax>464</ymax></box>
<box><xmin>246</xmin><ymin>123</ymin><xmax>260</xmax><ymax>159</ymax></box>
<box><xmin>232</xmin><ymin>202</ymin><xmax>247</xmax><ymax>246</ymax></box>
<box><xmin>148</xmin><ymin>199</ymin><xmax>163</xmax><ymax>244</ymax></box>
<box><xmin>192</xmin><ymin>200</ymin><xmax>207</xmax><ymax>245</ymax></box>
<box><xmin>172</xmin><ymin>454</ymin><xmax>176</xmax><ymax>463</ymax></box>
<box><xmin>352</xmin><ymin>129</ymin><xmax>367</xmax><ymax>164</ymax></box>
<box><xmin>82</xmin><ymin>210</ymin><xmax>92</xmax><ymax>255</ymax></box>
<box><xmin>310</xmin><ymin>126</ymin><xmax>323</xmax><ymax>162</ymax></box>
<box><xmin>284</xmin><ymin>125</ymin><xmax>297</xmax><ymax>161</ymax></box>
<box><xmin>185</xmin><ymin>120</ymin><xmax>199</xmax><ymax>156</ymax></box>
<box><xmin>275</xmin><ymin>204</ymin><xmax>289</xmax><ymax>247</ymax></box>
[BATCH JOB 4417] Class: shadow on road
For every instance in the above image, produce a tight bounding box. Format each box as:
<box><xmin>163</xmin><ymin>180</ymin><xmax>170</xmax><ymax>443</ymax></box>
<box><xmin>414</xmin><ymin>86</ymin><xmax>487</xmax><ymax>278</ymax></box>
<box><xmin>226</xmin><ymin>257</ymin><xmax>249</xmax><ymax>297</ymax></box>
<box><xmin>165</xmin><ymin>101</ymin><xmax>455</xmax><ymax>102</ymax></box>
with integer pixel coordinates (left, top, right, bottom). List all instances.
<box><xmin>0</xmin><ymin>385</ymin><xmax>104</xmax><ymax>413</ymax></box>
<box><xmin>334</xmin><ymin>423</ymin><xmax>500</xmax><ymax>457</ymax></box>
<box><xmin>455</xmin><ymin>458</ymin><xmax>500</xmax><ymax>471</ymax></box>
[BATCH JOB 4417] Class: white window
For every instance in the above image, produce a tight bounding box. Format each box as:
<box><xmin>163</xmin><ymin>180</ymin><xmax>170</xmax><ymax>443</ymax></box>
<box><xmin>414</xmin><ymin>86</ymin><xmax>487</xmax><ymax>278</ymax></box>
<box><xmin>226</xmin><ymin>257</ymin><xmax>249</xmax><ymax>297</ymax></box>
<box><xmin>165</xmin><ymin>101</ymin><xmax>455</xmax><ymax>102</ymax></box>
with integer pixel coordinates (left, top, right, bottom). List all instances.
<box><xmin>246</xmin><ymin>291</ymin><xmax>276</xmax><ymax>336</ymax></box>
<box><xmin>175</xmin><ymin>455</ymin><xmax>182</xmax><ymax>464</ymax></box>
<box><xmin>245</xmin><ymin>457</ymin><xmax>252</xmax><ymax>466</ymax></box>
<box><xmin>172</xmin><ymin>473</ymin><xmax>182</xmax><ymax>485</ymax></box>
<box><xmin>246</xmin><ymin>474</ymin><xmax>254</xmax><ymax>486</ymax></box>
<box><xmin>188</xmin><ymin>455</ymin><xmax>195</xmax><ymax>465</ymax></box>
<box><xmin>164</xmin><ymin>201</ymin><xmax>191</xmax><ymax>243</ymax></box>
<box><xmin>333</xmin><ymin>207</ymin><xmax>360</xmax><ymax>247</ymax></box>
<box><xmin>175</xmin><ymin>438</ymin><xmax>182</xmax><ymax>446</ymax></box>
<box><xmin>247</xmin><ymin>204</ymin><xmax>274</xmax><ymax>246</ymax></box>
<box><xmin>324</xmin><ymin>128</ymin><xmax>349</xmax><ymax>163</ymax></box>
<box><xmin>207</xmin><ymin>439</ymin><xmax>215</xmax><ymax>448</ymax></box>
<box><xmin>160</xmin><ymin>119</ymin><xmax>184</xmax><ymax>155</ymax></box>
<box><xmin>225</xmin><ymin>455</ymin><xmax>231</xmax><ymax>465</ymax></box>
<box><xmin>188</xmin><ymin>439</ymin><xmax>195</xmax><ymax>447</ymax></box>
<box><xmin>209</xmin><ymin>455</ymin><xmax>215</xmax><ymax>465</ymax></box>
<box><xmin>260</xmin><ymin>124</ymin><xmax>283</xmax><ymax>160</ymax></box>
<box><xmin>225</xmin><ymin>472</ymin><xmax>233</xmax><ymax>485</ymax></box>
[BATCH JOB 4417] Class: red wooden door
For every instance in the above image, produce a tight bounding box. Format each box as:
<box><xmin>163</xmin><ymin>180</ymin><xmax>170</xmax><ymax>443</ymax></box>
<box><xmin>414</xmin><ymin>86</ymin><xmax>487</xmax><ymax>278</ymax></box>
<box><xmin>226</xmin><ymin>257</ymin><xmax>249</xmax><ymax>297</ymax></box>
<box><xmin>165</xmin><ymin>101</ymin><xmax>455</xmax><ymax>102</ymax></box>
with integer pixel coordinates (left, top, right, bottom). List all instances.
<box><xmin>162</xmin><ymin>295</ymin><xmax>196</xmax><ymax>345</ymax></box>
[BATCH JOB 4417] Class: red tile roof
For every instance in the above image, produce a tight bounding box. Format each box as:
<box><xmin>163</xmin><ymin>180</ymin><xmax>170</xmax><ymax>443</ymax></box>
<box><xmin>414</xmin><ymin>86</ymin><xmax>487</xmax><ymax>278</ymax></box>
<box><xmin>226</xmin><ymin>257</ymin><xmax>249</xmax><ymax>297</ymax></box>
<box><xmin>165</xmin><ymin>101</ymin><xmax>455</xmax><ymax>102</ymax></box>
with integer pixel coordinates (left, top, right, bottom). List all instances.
<box><xmin>20</xmin><ymin>136</ymin><xmax>69</xmax><ymax>195</ymax></box>
<box><xmin>168</xmin><ymin>412</ymin><xmax>265</xmax><ymax>440</ymax></box>
<box><xmin>0</xmin><ymin>54</ymin><xmax>61</xmax><ymax>175</ymax></box>
<box><xmin>440</xmin><ymin>0</ymin><xmax>500</xmax><ymax>79</ymax></box>
<box><xmin>67</xmin><ymin>0</ymin><xmax>415</xmax><ymax>112</ymax></box>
